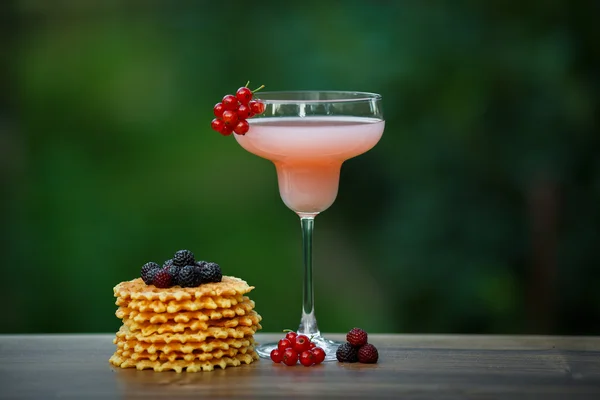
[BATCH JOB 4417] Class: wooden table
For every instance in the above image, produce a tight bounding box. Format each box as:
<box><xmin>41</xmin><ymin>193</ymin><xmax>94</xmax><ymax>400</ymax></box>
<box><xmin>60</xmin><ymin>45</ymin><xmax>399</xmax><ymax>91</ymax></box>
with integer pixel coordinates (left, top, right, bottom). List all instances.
<box><xmin>1</xmin><ymin>333</ymin><xmax>600</xmax><ymax>399</ymax></box>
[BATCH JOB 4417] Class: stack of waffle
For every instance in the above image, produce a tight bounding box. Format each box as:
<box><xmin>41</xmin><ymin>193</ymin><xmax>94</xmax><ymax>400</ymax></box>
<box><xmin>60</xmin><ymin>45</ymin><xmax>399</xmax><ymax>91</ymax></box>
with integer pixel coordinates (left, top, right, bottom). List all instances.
<box><xmin>109</xmin><ymin>276</ymin><xmax>261</xmax><ymax>373</ymax></box>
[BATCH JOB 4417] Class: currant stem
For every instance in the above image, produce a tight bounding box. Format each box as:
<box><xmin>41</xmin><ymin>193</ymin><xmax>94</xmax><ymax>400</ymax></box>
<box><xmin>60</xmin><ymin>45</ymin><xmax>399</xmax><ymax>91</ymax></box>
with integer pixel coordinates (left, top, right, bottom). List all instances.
<box><xmin>252</xmin><ymin>85</ymin><xmax>265</xmax><ymax>93</ymax></box>
<box><xmin>244</xmin><ymin>80</ymin><xmax>250</xmax><ymax>87</ymax></box>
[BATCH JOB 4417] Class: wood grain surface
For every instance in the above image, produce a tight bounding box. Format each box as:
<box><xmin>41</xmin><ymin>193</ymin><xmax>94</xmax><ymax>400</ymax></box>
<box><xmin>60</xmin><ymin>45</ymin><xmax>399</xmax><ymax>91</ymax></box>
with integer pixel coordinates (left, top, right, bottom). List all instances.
<box><xmin>1</xmin><ymin>333</ymin><xmax>600</xmax><ymax>399</ymax></box>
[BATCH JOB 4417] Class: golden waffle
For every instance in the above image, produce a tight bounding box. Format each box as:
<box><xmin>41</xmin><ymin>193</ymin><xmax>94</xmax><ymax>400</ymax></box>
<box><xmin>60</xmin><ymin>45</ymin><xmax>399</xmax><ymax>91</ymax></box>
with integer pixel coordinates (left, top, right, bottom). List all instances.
<box><xmin>114</xmin><ymin>336</ymin><xmax>254</xmax><ymax>354</ymax></box>
<box><xmin>114</xmin><ymin>343</ymin><xmax>254</xmax><ymax>362</ymax></box>
<box><xmin>115</xmin><ymin>324</ymin><xmax>261</xmax><ymax>343</ymax></box>
<box><xmin>116</xmin><ymin>298</ymin><xmax>255</xmax><ymax>324</ymax></box>
<box><xmin>109</xmin><ymin>350</ymin><xmax>259</xmax><ymax>373</ymax></box>
<box><xmin>123</xmin><ymin>310</ymin><xmax>262</xmax><ymax>336</ymax></box>
<box><xmin>114</xmin><ymin>276</ymin><xmax>254</xmax><ymax>302</ymax></box>
<box><xmin>116</xmin><ymin>294</ymin><xmax>245</xmax><ymax>313</ymax></box>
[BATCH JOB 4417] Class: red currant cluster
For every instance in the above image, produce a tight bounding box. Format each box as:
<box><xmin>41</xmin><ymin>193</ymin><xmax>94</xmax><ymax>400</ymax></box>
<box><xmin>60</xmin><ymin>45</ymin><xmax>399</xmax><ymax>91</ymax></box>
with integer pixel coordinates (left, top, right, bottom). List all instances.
<box><xmin>270</xmin><ymin>331</ymin><xmax>326</xmax><ymax>367</ymax></box>
<box><xmin>211</xmin><ymin>84</ymin><xmax>266</xmax><ymax>136</ymax></box>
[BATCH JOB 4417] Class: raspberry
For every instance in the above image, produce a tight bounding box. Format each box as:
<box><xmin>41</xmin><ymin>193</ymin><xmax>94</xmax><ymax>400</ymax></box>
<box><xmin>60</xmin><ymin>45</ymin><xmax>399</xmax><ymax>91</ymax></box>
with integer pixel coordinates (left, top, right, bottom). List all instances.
<box><xmin>177</xmin><ymin>265</ymin><xmax>197</xmax><ymax>288</ymax></box>
<box><xmin>199</xmin><ymin>262</ymin><xmax>222</xmax><ymax>283</ymax></box>
<box><xmin>141</xmin><ymin>262</ymin><xmax>160</xmax><ymax>285</ymax></box>
<box><xmin>153</xmin><ymin>269</ymin><xmax>172</xmax><ymax>288</ymax></box>
<box><xmin>357</xmin><ymin>344</ymin><xmax>379</xmax><ymax>364</ymax></box>
<box><xmin>336</xmin><ymin>342</ymin><xmax>358</xmax><ymax>363</ymax></box>
<box><xmin>173</xmin><ymin>250</ymin><xmax>195</xmax><ymax>267</ymax></box>
<box><xmin>346</xmin><ymin>328</ymin><xmax>368</xmax><ymax>347</ymax></box>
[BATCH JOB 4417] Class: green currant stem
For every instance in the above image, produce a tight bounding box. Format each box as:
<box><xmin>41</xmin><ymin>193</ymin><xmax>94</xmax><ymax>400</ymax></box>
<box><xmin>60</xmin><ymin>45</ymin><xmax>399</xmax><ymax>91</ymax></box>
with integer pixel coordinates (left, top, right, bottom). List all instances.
<box><xmin>244</xmin><ymin>80</ymin><xmax>250</xmax><ymax>87</ymax></box>
<box><xmin>252</xmin><ymin>85</ymin><xmax>265</xmax><ymax>93</ymax></box>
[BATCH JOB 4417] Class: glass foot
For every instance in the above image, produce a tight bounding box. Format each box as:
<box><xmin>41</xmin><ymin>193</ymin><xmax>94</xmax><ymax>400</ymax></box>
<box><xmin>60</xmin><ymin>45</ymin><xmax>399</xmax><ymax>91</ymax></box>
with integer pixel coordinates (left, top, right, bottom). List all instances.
<box><xmin>255</xmin><ymin>334</ymin><xmax>343</xmax><ymax>362</ymax></box>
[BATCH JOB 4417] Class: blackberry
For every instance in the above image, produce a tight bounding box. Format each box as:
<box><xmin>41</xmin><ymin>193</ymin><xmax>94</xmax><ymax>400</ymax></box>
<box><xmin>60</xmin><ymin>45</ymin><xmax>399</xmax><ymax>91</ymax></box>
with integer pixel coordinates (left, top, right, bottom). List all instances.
<box><xmin>178</xmin><ymin>265</ymin><xmax>198</xmax><ymax>288</ymax></box>
<box><xmin>165</xmin><ymin>265</ymin><xmax>181</xmax><ymax>286</ymax></box>
<box><xmin>336</xmin><ymin>343</ymin><xmax>358</xmax><ymax>363</ymax></box>
<box><xmin>141</xmin><ymin>262</ymin><xmax>160</xmax><ymax>285</ymax></box>
<box><xmin>173</xmin><ymin>250</ymin><xmax>195</xmax><ymax>267</ymax></box>
<box><xmin>153</xmin><ymin>269</ymin><xmax>172</xmax><ymax>288</ymax></box>
<box><xmin>163</xmin><ymin>258</ymin><xmax>173</xmax><ymax>268</ymax></box>
<box><xmin>199</xmin><ymin>262</ymin><xmax>222</xmax><ymax>283</ymax></box>
<box><xmin>195</xmin><ymin>260</ymin><xmax>207</xmax><ymax>268</ymax></box>
<box><xmin>193</xmin><ymin>264</ymin><xmax>204</xmax><ymax>285</ymax></box>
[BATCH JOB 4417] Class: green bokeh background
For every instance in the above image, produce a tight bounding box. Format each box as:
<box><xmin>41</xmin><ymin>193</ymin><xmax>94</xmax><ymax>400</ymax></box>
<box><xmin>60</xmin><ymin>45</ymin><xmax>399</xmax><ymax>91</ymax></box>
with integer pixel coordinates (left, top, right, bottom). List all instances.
<box><xmin>2</xmin><ymin>0</ymin><xmax>599</xmax><ymax>335</ymax></box>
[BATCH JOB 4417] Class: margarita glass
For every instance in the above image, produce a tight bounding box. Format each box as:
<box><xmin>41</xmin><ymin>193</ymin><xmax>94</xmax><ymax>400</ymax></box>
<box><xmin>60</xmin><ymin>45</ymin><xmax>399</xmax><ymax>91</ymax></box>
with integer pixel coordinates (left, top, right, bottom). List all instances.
<box><xmin>234</xmin><ymin>91</ymin><xmax>384</xmax><ymax>360</ymax></box>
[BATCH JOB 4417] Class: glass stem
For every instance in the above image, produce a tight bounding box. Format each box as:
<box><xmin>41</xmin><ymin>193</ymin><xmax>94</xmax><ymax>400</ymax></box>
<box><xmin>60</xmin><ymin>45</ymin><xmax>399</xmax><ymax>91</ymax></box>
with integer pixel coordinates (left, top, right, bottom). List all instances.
<box><xmin>297</xmin><ymin>213</ymin><xmax>320</xmax><ymax>336</ymax></box>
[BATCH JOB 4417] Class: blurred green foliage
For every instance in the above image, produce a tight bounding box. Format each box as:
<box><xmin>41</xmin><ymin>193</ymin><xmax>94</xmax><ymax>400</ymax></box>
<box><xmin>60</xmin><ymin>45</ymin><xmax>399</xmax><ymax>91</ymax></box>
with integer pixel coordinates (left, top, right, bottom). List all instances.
<box><xmin>1</xmin><ymin>0</ymin><xmax>599</xmax><ymax>335</ymax></box>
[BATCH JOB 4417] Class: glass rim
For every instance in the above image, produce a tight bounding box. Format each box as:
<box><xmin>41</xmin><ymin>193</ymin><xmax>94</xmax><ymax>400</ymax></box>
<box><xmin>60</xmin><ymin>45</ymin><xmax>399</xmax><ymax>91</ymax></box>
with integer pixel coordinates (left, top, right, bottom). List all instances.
<box><xmin>253</xmin><ymin>90</ymin><xmax>382</xmax><ymax>104</ymax></box>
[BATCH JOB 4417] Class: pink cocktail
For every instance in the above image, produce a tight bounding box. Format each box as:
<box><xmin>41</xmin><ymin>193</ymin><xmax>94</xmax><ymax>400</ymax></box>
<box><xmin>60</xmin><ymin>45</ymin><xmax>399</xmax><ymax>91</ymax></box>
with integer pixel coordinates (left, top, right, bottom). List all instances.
<box><xmin>233</xmin><ymin>92</ymin><xmax>384</xmax><ymax>360</ymax></box>
<box><xmin>236</xmin><ymin>116</ymin><xmax>384</xmax><ymax>214</ymax></box>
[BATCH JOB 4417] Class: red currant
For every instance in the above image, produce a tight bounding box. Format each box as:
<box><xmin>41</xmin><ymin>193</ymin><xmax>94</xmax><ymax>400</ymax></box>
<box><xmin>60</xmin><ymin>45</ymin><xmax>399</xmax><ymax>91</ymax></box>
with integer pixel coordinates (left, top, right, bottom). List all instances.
<box><xmin>211</xmin><ymin>118</ymin><xmax>225</xmax><ymax>132</ymax></box>
<box><xmin>234</xmin><ymin>120</ymin><xmax>249</xmax><ymax>135</ymax></box>
<box><xmin>219</xmin><ymin>124</ymin><xmax>233</xmax><ymax>136</ymax></box>
<box><xmin>213</xmin><ymin>103</ymin><xmax>225</xmax><ymax>118</ymax></box>
<box><xmin>222</xmin><ymin>95</ymin><xmax>239</xmax><ymax>111</ymax></box>
<box><xmin>270</xmin><ymin>349</ymin><xmax>284</xmax><ymax>363</ymax></box>
<box><xmin>249</xmin><ymin>100</ymin><xmax>265</xmax><ymax>115</ymax></box>
<box><xmin>236</xmin><ymin>87</ymin><xmax>253</xmax><ymax>105</ymax></box>
<box><xmin>309</xmin><ymin>342</ymin><xmax>316</xmax><ymax>349</ymax></box>
<box><xmin>299</xmin><ymin>350</ymin><xmax>315</xmax><ymax>367</ymax></box>
<box><xmin>293</xmin><ymin>335</ymin><xmax>311</xmax><ymax>353</ymax></box>
<box><xmin>285</xmin><ymin>331</ymin><xmax>298</xmax><ymax>346</ymax></box>
<box><xmin>311</xmin><ymin>347</ymin><xmax>326</xmax><ymax>364</ymax></box>
<box><xmin>278</xmin><ymin>338</ymin><xmax>292</xmax><ymax>352</ymax></box>
<box><xmin>237</xmin><ymin>104</ymin><xmax>252</xmax><ymax>120</ymax></box>
<box><xmin>282</xmin><ymin>348</ymin><xmax>299</xmax><ymax>366</ymax></box>
<box><xmin>222</xmin><ymin>110</ymin><xmax>239</xmax><ymax>126</ymax></box>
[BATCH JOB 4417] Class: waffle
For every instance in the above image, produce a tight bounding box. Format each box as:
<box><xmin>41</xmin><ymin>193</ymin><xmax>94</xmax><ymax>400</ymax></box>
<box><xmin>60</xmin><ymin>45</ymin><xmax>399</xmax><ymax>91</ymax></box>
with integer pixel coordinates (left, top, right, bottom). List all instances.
<box><xmin>116</xmin><ymin>294</ymin><xmax>245</xmax><ymax>313</ymax></box>
<box><xmin>123</xmin><ymin>310</ymin><xmax>262</xmax><ymax>336</ymax></box>
<box><xmin>115</xmin><ymin>324</ymin><xmax>261</xmax><ymax>344</ymax></box>
<box><xmin>109</xmin><ymin>350</ymin><xmax>259</xmax><ymax>373</ymax></box>
<box><xmin>114</xmin><ymin>336</ymin><xmax>254</xmax><ymax>354</ymax></box>
<box><xmin>114</xmin><ymin>276</ymin><xmax>254</xmax><ymax>302</ymax></box>
<box><xmin>114</xmin><ymin>343</ymin><xmax>255</xmax><ymax>362</ymax></box>
<box><xmin>110</xmin><ymin>273</ymin><xmax>262</xmax><ymax>372</ymax></box>
<box><xmin>115</xmin><ymin>298</ymin><xmax>255</xmax><ymax>324</ymax></box>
